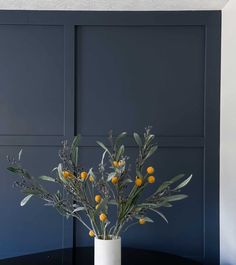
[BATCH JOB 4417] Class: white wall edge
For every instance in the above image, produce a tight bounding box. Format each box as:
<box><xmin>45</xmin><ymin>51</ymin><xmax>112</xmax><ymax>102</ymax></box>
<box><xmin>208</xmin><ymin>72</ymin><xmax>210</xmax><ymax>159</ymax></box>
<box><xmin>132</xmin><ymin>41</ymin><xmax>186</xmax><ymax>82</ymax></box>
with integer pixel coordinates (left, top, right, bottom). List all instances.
<box><xmin>0</xmin><ymin>0</ymin><xmax>229</xmax><ymax>11</ymax></box>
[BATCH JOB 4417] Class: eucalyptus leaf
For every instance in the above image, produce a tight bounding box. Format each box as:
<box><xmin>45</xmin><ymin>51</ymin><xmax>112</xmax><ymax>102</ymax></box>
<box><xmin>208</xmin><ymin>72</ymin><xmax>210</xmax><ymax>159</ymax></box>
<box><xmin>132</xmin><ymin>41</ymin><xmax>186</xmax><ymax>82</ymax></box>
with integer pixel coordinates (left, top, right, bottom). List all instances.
<box><xmin>116</xmin><ymin>145</ymin><xmax>125</xmax><ymax>160</ymax></box>
<box><xmin>107</xmin><ymin>172</ymin><xmax>116</xmax><ymax>182</ymax></box>
<box><xmin>115</xmin><ymin>132</ymin><xmax>127</xmax><ymax>146</ymax></box>
<box><xmin>133</xmin><ymin>132</ymin><xmax>142</xmax><ymax>147</ymax></box>
<box><xmin>73</xmin><ymin>206</ymin><xmax>85</xmax><ymax>213</ymax></box>
<box><xmin>18</xmin><ymin>149</ymin><xmax>23</xmax><ymax>161</ymax></box>
<box><xmin>143</xmin><ymin>216</ymin><xmax>154</xmax><ymax>223</ymax></box>
<box><xmin>156</xmin><ymin>174</ymin><xmax>186</xmax><ymax>193</ymax></box>
<box><xmin>150</xmin><ymin>209</ymin><xmax>168</xmax><ymax>223</ymax></box>
<box><xmin>173</xmin><ymin>175</ymin><xmax>192</xmax><ymax>191</ymax></box>
<box><xmin>120</xmin><ymin>178</ymin><xmax>133</xmax><ymax>187</ymax></box>
<box><xmin>20</xmin><ymin>194</ymin><xmax>33</xmax><ymax>206</ymax></box>
<box><xmin>145</xmin><ymin>145</ymin><xmax>158</xmax><ymax>159</ymax></box>
<box><xmin>57</xmin><ymin>164</ymin><xmax>67</xmax><ymax>184</ymax></box>
<box><xmin>96</xmin><ymin>141</ymin><xmax>112</xmax><ymax>157</ymax></box>
<box><xmin>71</xmin><ymin>135</ymin><xmax>80</xmax><ymax>164</ymax></box>
<box><xmin>39</xmin><ymin>175</ymin><xmax>55</xmax><ymax>182</ymax></box>
<box><xmin>164</xmin><ymin>194</ymin><xmax>188</xmax><ymax>202</ymax></box>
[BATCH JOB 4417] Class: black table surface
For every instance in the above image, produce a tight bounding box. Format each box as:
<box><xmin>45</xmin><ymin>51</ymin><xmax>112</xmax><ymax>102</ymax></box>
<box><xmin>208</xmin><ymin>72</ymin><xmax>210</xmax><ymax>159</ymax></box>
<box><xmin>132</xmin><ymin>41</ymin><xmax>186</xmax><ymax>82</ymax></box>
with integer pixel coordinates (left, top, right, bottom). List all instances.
<box><xmin>0</xmin><ymin>247</ymin><xmax>202</xmax><ymax>265</ymax></box>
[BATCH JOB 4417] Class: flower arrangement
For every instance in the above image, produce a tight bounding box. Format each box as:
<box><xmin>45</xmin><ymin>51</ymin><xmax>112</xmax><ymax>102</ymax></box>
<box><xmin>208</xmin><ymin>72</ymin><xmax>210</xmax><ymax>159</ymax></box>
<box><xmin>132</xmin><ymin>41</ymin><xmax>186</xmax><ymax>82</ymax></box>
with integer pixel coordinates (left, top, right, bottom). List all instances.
<box><xmin>7</xmin><ymin>127</ymin><xmax>192</xmax><ymax>240</ymax></box>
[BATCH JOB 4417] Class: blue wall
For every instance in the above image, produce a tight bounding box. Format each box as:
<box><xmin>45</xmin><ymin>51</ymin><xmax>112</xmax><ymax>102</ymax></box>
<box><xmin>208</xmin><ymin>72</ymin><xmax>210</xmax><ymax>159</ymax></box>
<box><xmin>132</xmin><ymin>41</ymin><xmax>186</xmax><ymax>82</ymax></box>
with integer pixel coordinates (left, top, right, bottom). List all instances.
<box><xmin>0</xmin><ymin>11</ymin><xmax>221</xmax><ymax>264</ymax></box>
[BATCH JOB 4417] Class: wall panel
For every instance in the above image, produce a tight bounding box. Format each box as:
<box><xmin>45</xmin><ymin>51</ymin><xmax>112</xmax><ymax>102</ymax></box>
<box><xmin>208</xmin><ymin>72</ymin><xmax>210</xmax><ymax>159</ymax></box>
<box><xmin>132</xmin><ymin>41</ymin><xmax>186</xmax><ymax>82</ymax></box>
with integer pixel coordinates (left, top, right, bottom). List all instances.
<box><xmin>0</xmin><ymin>11</ymin><xmax>220</xmax><ymax>265</ymax></box>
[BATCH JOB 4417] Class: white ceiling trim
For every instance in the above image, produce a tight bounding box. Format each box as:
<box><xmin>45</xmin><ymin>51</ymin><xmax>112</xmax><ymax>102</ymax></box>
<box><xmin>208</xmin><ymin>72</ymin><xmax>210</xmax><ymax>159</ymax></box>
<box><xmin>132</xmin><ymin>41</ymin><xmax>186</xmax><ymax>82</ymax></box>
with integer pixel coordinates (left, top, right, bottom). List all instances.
<box><xmin>0</xmin><ymin>0</ymin><xmax>229</xmax><ymax>11</ymax></box>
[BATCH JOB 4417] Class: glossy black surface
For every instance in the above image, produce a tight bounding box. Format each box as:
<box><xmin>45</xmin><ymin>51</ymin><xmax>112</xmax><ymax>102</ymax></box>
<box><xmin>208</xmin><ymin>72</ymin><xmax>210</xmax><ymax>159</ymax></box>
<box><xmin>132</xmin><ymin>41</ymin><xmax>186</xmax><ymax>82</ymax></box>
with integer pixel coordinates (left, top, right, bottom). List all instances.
<box><xmin>0</xmin><ymin>247</ymin><xmax>202</xmax><ymax>265</ymax></box>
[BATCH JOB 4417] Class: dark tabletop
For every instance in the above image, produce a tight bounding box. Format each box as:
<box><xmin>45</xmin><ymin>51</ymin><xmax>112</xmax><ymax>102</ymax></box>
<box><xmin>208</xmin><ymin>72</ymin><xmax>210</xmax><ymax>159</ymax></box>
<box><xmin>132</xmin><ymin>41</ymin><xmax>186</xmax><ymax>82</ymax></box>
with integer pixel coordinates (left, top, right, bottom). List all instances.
<box><xmin>0</xmin><ymin>247</ymin><xmax>202</xmax><ymax>265</ymax></box>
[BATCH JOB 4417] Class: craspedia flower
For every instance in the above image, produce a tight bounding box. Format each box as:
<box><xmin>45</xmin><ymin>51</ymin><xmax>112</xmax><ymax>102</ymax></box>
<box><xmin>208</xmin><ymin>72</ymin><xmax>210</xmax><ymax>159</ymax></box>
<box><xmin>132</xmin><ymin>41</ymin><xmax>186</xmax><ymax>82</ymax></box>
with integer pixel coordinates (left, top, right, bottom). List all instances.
<box><xmin>146</xmin><ymin>166</ymin><xmax>154</xmax><ymax>174</ymax></box>
<box><xmin>62</xmin><ymin>170</ymin><xmax>72</xmax><ymax>179</ymax></box>
<box><xmin>95</xmin><ymin>195</ymin><xmax>102</xmax><ymax>203</ymax></box>
<box><xmin>89</xmin><ymin>175</ymin><xmax>94</xmax><ymax>182</ymax></box>
<box><xmin>99</xmin><ymin>213</ymin><xmax>107</xmax><ymax>222</ymax></box>
<box><xmin>113</xmin><ymin>161</ymin><xmax>119</xmax><ymax>168</ymax></box>
<box><xmin>80</xmin><ymin>171</ymin><xmax>88</xmax><ymax>180</ymax></box>
<box><xmin>89</xmin><ymin>230</ymin><xmax>95</xmax><ymax>237</ymax></box>
<box><xmin>139</xmin><ymin>218</ymin><xmax>146</xmax><ymax>225</ymax></box>
<box><xmin>135</xmin><ymin>177</ymin><xmax>143</xmax><ymax>187</ymax></box>
<box><xmin>148</xmin><ymin>176</ymin><xmax>155</xmax><ymax>184</ymax></box>
<box><xmin>111</xmin><ymin>176</ymin><xmax>119</xmax><ymax>184</ymax></box>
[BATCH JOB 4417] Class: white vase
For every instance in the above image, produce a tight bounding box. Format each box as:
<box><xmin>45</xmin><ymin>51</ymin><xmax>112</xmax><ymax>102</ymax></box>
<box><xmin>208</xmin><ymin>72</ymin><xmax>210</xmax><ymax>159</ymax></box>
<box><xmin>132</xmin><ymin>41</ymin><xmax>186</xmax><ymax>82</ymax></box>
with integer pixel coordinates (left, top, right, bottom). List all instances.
<box><xmin>94</xmin><ymin>237</ymin><xmax>121</xmax><ymax>265</ymax></box>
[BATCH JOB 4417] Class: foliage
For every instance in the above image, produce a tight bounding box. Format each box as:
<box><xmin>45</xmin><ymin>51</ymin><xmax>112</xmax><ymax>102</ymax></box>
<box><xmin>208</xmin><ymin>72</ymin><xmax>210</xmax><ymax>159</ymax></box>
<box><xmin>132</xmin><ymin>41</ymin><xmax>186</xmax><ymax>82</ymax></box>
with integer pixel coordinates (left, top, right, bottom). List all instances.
<box><xmin>7</xmin><ymin>127</ymin><xmax>192</xmax><ymax>240</ymax></box>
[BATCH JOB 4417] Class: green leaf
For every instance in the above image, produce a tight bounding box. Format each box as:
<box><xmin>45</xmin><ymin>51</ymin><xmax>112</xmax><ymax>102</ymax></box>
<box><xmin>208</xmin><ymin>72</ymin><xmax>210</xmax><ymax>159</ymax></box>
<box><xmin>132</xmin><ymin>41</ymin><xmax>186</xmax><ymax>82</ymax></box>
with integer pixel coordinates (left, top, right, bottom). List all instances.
<box><xmin>71</xmin><ymin>134</ymin><xmax>80</xmax><ymax>150</ymax></box>
<box><xmin>108</xmin><ymin>200</ymin><xmax>118</xmax><ymax>206</ymax></box>
<box><xmin>116</xmin><ymin>145</ymin><xmax>124</xmax><ymax>160</ymax></box>
<box><xmin>169</xmin><ymin>174</ymin><xmax>186</xmax><ymax>183</ymax></box>
<box><xmin>107</xmin><ymin>172</ymin><xmax>116</xmax><ymax>182</ymax></box>
<box><xmin>96</xmin><ymin>141</ymin><xmax>112</xmax><ymax>157</ymax></box>
<box><xmin>133</xmin><ymin>132</ymin><xmax>142</xmax><ymax>147</ymax></box>
<box><xmin>7</xmin><ymin>166</ymin><xmax>32</xmax><ymax>179</ymax></box>
<box><xmin>150</xmin><ymin>209</ymin><xmax>168</xmax><ymax>223</ymax></box>
<box><xmin>115</xmin><ymin>132</ymin><xmax>127</xmax><ymax>146</ymax></box>
<box><xmin>173</xmin><ymin>175</ymin><xmax>192</xmax><ymax>191</ymax></box>
<box><xmin>57</xmin><ymin>164</ymin><xmax>67</xmax><ymax>184</ymax></box>
<box><xmin>73</xmin><ymin>206</ymin><xmax>85</xmax><ymax>213</ymax></box>
<box><xmin>156</xmin><ymin>174</ymin><xmax>186</xmax><ymax>193</ymax></box>
<box><xmin>71</xmin><ymin>135</ymin><xmax>80</xmax><ymax>164</ymax></box>
<box><xmin>143</xmin><ymin>216</ymin><xmax>154</xmax><ymax>223</ymax></box>
<box><xmin>120</xmin><ymin>178</ymin><xmax>133</xmax><ymax>188</ymax></box>
<box><xmin>18</xmin><ymin>149</ymin><xmax>23</xmax><ymax>161</ymax></box>
<box><xmin>20</xmin><ymin>194</ymin><xmax>33</xmax><ymax>206</ymax></box>
<box><xmin>39</xmin><ymin>175</ymin><xmax>55</xmax><ymax>182</ymax></box>
<box><xmin>145</xmin><ymin>145</ymin><xmax>158</xmax><ymax>159</ymax></box>
<box><xmin>164</xmin><ymin>194</ymin><xmax>188</xmax><ymax>202</ymax></box>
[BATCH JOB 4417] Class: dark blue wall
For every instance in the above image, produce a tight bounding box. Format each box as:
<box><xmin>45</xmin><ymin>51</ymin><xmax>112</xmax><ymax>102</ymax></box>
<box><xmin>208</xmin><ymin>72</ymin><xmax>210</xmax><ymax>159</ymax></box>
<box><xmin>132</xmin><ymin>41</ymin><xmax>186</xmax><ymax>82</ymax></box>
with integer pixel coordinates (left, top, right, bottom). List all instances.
<box><xmin>0</xmin><ymin>11</ymin><xmax>221</xmax><ymax>265</ymax></box>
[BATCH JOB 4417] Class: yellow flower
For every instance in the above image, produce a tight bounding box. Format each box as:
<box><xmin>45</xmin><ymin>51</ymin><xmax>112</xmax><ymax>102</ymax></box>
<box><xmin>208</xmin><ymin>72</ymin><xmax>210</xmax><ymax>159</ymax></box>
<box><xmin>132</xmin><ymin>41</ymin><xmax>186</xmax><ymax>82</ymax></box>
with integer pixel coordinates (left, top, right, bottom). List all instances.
<box><xmin>62</xmin><ymin>170</ymin><xmax>72</xmax><ymax>179</ymax></box>
<box><xmin>146</xmin><ymin>166</ymin><xmax>154</xmax><ymax>174</ymax></box>
<box><xmin>89</xmin><ymin>230</ymin><xmax>95</xmax><ymax>237</ymax></box>
<box><xmin>113</xmin><ymin>161</ymin><xmax>119</xmax><ymax>168</ymax></box>
<box><xmin>95</xmin><ymin>195</ymin><xmax>102</xmax><ymax>203</ymax></box>
<box><xmin>95</xmin><ymin>204</ymin><xmax>100</xmax><ymax>210</ymax></box>
<box><xmin>139</xmin><ymin>218</ymin><xmax>146</xmax><ymax>225</ymax></box>
<box><xmin>135</xmin><ymin>177</ymin><xmax>143</xmax><ymax>187</ymax></box>
<box><xmin>99</xmin><ymin>213</ymin><xmax>107</xmax><ymax>222</ymax></box>
<box><xmin>89</xmin><ymin>175</ymin><xmax>94</xmax><ymax>182</ymax></box>
<box><xmin>111</xmin><ymin>176</ymin><xmax>119</xmax><ymax>184</ymax></box>
<box><xmin>148</xmin><ymin>176</ymin><xmax>155</xmax><ymax>184</ymax></box>
<box><xmin>80</xmin><ymin>171</ymin><xmax>88</xmax><ymax>180</ymax></box>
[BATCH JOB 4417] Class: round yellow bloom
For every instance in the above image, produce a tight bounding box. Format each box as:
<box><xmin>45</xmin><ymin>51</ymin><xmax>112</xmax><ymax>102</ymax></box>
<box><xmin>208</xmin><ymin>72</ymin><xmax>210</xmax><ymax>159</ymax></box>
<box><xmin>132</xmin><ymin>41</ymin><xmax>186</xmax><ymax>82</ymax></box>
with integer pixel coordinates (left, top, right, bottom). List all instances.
<box><xmin>118</xmin><ymin>160</ymin><xmax>125</xmax><ymax>167</ymax></box>
<box><xmin>113</xmin><ymin>161</ymin><xmax>119</xmax><ymax>167</ymax></box>
<box><xmin>99</xmin><ymin>213</ymin><xmax>107</xmax><ymax>222</ymax></box>
<box><xmin>89</xmin><ymin>175</ymin><xmax>94</xmax><ymax>182</ymax></box>
<box><xmin>95</xmin><ymin>195</ymin><xmax>102</xmax><ymax>203</ymax></box>
<box><xmin>89</xmin><ymin>230</ymin><xmax>95</xmax><ymax>237</ymax></box>
<box><xmin>63</xmin><ymin>170</ymin><xmax>72</xmax><ymax>179</ymax></box>
<box><xmin>135</xmin><ymin>177</ymin><xmax>143</xmax><ymax>187</ymax></box>
<box><xmin>80</xmin><ymin>171</ymin><xmax>88</xmax><ymax>180</ymax></box>
<box><xmin>139</xmin><ymin>218</ymin><xmax>146</xmax><ymax>225</ymax></box>
<box><xmin>147</xmin><ymin>166</ymin><xmax>155</xmax><ymax>174</ymax></box>
<box><xmin>148</xmin><ymin>176</ymin><xmax>155</xmax><ymax>184</ymax></box>
<box><xmin>111</xmin><ymin>176</ymin><xmax>119</xmax><ymax>184</ymax></box>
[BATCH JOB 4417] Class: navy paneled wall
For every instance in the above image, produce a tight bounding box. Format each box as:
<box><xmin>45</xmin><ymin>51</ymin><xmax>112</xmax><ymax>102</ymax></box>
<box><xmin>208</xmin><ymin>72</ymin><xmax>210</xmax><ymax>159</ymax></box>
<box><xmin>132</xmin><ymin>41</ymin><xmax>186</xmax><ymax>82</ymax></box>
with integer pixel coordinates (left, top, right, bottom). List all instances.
<box><xmin>0</xmin><ymin>11</ymin><xmax>221</xmax><ymax>265</ymax></box>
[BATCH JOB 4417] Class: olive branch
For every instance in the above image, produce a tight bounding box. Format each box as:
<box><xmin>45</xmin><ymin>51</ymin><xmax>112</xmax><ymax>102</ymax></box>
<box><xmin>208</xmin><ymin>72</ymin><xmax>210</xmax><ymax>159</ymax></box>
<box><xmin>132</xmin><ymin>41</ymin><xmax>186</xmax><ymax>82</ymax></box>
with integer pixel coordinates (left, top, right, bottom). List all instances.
<box><xmin>7</xmin><ymin>127</ymin><xmax>192</xmax><ymax>240</ymax></box>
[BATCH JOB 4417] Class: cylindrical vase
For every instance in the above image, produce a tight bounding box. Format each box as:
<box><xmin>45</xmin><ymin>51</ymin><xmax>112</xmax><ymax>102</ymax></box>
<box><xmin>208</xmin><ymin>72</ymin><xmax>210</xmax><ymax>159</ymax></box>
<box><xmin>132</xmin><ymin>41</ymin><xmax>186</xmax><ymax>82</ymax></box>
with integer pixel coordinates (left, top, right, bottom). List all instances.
<box><xmin>94</xmin><ymin>237</ymin><xmax>121</xmax><ymax>265</ymax></box>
